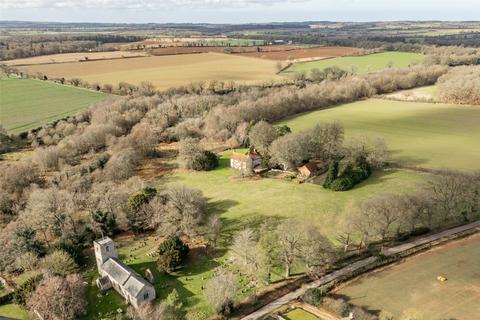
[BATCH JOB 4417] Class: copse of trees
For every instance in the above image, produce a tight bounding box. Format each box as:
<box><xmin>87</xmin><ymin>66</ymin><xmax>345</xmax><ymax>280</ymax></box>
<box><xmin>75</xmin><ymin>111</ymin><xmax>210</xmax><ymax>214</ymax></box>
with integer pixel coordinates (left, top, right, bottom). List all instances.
<box><xmin>0</xmin><ymin>33</ymin><xmax>144</xmax><ymax>60</ymax></box>
<box><xmin>423</xmin><ymin>45</ymin><xmax>480</xmax><ymax>66</ymax></box>
<box><xmin>437</xmin><ymin>66</ymin><xmax>480</xmax><ymax>105</ymax></box>
<box><xmin>340</xmin><ymin>170</ymin><xmax>480</xmax><ymax>248</ymax></box>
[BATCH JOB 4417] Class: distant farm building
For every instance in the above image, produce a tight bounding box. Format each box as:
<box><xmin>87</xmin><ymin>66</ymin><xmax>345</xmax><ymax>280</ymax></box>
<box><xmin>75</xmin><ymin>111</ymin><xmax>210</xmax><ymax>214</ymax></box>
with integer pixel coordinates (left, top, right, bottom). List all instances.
<box><xmin>298</xmin><ymin>160</ymin><xmax>328</xmax><ymax>178</ymax></box>
<box><xmin>94</xmin><ymin>237</ymin><xmax>156</xmax><ymax>308</ymax></box>
<box><xmin>230</xmin><ymin>150</ymin><xmax>262</xmax><ymax>172</ymax></box>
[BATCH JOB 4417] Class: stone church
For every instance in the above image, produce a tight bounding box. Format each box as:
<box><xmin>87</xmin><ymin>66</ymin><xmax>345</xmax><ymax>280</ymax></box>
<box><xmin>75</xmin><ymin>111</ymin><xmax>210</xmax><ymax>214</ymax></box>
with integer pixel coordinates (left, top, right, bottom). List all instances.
<box><xmin>94</xmin><ymin>237</ymin><xmax>156</xmax><ymax>308</ymax></box>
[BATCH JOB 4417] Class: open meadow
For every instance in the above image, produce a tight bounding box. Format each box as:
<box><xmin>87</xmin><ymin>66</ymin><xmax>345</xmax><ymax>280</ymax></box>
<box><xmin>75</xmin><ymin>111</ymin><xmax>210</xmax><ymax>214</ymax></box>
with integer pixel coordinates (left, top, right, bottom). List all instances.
<box><xmin>283</xmin><ymin>52</ymin><xmax>424</xmax><ymax>75</ymax></box>
<box><xmin>335</xmin><ymin>233</ymin><xmax>480</xmax><ymax>319</ymax></box>
<box><xmin>281</xmin><ymin>98</ymin><xmax>480</xmax><ymax>170</ymax></box>
<box><xmin>0</xmin><ymin>77</ymin><xmax>109</xmax><ymax>134</ymax></box>
<box><xmin>16</xmin><ymin>53</ymin><xmax>282</xmax><ymax>90</ymax></box>
<box><xmin>166</xmin><ymin>150</ymin><xmax>425</xmax><ymax>242</ymax></box>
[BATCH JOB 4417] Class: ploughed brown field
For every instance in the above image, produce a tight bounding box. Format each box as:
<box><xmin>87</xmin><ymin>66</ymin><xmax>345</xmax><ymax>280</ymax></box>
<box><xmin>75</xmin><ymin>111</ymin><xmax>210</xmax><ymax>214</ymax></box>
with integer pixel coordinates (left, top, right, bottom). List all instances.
<box><xmin>150</xmin><ymin>45</ymin><xmax>295</xmax><ymax>56</ymax></box>
<box><xmin>3</xmin><ymin>51</ymin><xmax>148</xmax><ymax>66</ymax></box>
<box><xmin>235</xmin><ymin>46</ymin><xmax>362</xmax><ymax>61</ymax></box>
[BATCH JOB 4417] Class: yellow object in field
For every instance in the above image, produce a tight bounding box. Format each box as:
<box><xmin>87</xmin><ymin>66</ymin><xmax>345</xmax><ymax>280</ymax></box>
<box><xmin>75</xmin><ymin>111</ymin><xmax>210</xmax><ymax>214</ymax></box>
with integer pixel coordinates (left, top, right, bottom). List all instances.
<box><xmin>437</xmin><ymin>276</ymin><xmax>447</xmax><ymax>282</ymax></box>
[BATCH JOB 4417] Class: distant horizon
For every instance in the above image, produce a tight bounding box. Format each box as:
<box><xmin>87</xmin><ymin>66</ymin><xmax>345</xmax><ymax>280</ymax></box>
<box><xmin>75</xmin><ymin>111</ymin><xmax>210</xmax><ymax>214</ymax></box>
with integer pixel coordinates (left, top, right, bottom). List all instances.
<box><xmin>1</xmin><ymin>19</ymin><xmax>480</xmax><ymax>25</ymax></box>
<box><xmin>1</xmin><ymin>0</ymin><xmax>479</xmax><ymax>24</ymax></box>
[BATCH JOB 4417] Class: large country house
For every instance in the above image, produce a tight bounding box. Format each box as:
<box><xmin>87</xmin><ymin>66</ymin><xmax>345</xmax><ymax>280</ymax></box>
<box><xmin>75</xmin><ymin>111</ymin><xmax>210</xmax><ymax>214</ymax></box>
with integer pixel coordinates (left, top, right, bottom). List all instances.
<box><xmin>94</xmin><ymin>237</ymin><xmax>156</xmax><ymax>308</ymax></box>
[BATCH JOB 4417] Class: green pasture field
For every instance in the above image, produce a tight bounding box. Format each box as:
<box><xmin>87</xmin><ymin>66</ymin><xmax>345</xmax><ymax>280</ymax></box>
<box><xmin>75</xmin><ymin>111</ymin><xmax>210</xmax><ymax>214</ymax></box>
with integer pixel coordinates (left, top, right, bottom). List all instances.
<box><xmin>0</xmin><ymin>303</ymin><xmax>29</xmax><ymax>320</ymax></box>
<box><xmin>336</xmin><ymin>234</ymin><xmax>480</xmax><ymax>319</ymax></box>
<box><xmin>0</xmin><ymin>77</ymin><xmax>108</xmax><ymax>134</ymax></box>
<box><xmin>168</xmin><ymin>150</ymin><xmax>424</xmax><ymax>242</ymax></box>
<box><xmin>280</xmin><ymin>98</ymin><xmax>480</xmax><ymax>170</ymax></box>
<box><xmin>283</xmin><ymin>52</ymin><xmax>424</xmax><ymax>75</ymax></box>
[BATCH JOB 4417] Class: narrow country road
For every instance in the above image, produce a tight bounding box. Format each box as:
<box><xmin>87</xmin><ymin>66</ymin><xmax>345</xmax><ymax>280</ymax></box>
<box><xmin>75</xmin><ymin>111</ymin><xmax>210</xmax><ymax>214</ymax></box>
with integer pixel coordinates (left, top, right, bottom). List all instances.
<box><xmin>239</xmin><ymin>220</ymin><xmax>480</xmax><ymax>320</ymax></box>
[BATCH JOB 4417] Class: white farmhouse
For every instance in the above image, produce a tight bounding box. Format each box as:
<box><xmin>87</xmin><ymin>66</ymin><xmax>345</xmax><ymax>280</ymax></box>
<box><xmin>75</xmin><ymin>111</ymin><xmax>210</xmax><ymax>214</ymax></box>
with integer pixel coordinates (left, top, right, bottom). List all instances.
<box><xmin>94</xmin><ymin>237</ymin><xmax>156</xmax><ymax>308</ymax></box>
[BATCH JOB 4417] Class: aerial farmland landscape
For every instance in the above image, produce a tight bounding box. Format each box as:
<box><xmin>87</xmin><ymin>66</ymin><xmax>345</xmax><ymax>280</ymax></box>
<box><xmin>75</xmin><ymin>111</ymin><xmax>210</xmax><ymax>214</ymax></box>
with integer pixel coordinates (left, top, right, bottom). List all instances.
<box><xmin>0</xmin><ymin>1</ymin><xmax>480</xmax><ymax>320</ymax></box>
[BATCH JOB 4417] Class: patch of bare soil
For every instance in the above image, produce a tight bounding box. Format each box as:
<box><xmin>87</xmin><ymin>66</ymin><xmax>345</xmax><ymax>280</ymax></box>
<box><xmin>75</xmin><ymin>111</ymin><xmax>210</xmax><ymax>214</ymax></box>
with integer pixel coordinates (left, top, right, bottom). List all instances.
<box><xmin>150</xmin><ymin>45</ymin><xmax>295</xmax><ymax>56</ymax></box>
<box><xmin>136</xmin><ymin>143</ymin><xmax>179</xmax><ymax>180</ymax></box>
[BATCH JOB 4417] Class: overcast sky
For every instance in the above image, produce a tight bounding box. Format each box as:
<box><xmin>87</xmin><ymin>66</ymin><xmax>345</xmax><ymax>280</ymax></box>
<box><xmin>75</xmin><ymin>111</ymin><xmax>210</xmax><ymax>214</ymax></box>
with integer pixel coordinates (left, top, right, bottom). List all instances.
<box><xmin>1</xmin><ymin>0</ymin><xmax>479</xmax><ymax>23</ymax></box>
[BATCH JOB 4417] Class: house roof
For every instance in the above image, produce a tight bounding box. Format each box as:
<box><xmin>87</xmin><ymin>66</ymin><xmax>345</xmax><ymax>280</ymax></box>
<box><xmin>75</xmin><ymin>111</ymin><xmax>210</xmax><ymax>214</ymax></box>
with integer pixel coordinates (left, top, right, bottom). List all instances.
<box><xmin>299</xmin><ymin>161</ymin><xmax>318</xmax><ymax>174</ymax></box>
<box><xmin>101</xmin><ymin>258</ymin><xmax>153</xmax><ymax>298</ymax></box>
<box><xmin>124</xmin><ymin>273</ymin><xmax>152</xmax><ymax>297</ymax></box>
<box><xmin>231</xmin><ymin>150</ymin><xmax>261</xmax><ymax>162</ymax></box>
<box><xmin>102</xmin><ymin>258</ymin><xmax>132</xmax><ymax>285</ymax></box>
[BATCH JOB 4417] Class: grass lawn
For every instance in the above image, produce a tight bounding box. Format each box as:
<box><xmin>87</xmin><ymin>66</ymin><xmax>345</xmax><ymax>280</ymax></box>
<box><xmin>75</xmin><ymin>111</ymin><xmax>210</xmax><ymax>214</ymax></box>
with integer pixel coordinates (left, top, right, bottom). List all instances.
<box><xmin>280</xmin><ymin>98</ymin><xmax>480</xmax><ymax>170</ymax></box>
<box><xmin>17</xmin><ymin>53</ymin><xmax>281</xmax><ymax>91</ymax></box>
<box><xmin>335</xmin><ymin>234</ymin><xmax>480</xmax><ymax>319</ymax></box>
<box><xmin>166</xmin><ymin>150</ymin><xmax>425</xmax><ymax>242</ymax></box>
<box><xmin>0</xmin><ymin>77</ymin><xmax>108</xmax><ymax>134</ymax></box>
<box><xmin>283</xmin><ymin>52</ymin><xmax>424</xmax><ymax>75</ymax></box>
<box><xmin>0</xmin><ymin>303</ymin><xmax>29</xmax><ymax>320</ymax></box>
<box><xmin>284</xmin><ymin>308</ymin><xmax>321</xmax><ymax>320</ymax></box>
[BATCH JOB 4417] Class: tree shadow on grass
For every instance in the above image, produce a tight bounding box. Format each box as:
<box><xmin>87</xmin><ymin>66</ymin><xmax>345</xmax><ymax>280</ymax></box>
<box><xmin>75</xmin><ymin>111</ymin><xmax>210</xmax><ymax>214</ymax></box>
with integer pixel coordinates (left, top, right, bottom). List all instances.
<box><xmin>129</xmin><ymin>261</ymin><xmax>204</xmax><ymax>309</ymax></box>
<box><xmin>352</xmin><ymin>169</ymin><xmax>400</xmax><ymax>189</ymax></box>
<box><xmin>389</xmin><ymin>148</ymin><xmax>430</xmax><ymax>168</ymax></box>
<box><xmin>328</xmin><ymin>293</ymin><xmax>382</xmax><ymax>316</ymax></box>
<box><xmin>207</xmin><ymin>198</ymin><xmax>239</xmax><ymax>215</ymax></box>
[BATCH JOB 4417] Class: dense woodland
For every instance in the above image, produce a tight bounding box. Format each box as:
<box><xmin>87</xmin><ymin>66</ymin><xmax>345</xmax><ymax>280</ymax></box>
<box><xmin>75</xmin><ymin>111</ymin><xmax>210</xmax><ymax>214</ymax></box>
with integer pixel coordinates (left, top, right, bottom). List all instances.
<box><xmin>0</xmin><ymin>34</ymin><xmax>144</xmax><ymax>60</ymax></box>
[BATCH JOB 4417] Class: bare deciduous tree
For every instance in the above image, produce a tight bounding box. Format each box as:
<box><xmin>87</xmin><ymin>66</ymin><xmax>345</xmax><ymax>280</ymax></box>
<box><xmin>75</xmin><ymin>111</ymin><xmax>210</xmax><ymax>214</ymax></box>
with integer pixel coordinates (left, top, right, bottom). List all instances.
<box><xmin>248</xmin><ymin>121</ymin><xmax>279</xmax><ymax>156</ymax></box>
<box><xmin>27</xmin><ymin>274</ymin><xmax>86</xmax><ymax>320</ymax></box>
<box><xmin>204</xmin><ymin>269</ymin><xmax>238</xmax><ymax>315</ymax></box>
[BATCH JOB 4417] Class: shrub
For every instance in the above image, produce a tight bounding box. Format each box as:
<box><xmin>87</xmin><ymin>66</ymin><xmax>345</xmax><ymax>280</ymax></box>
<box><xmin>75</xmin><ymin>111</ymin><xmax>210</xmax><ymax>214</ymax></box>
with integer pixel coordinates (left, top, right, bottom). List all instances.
<box><xmin>178</xmin><ymin>138</ymin><xmax>219</xmax><ymax>171</ymax></box>
<box><xmin>14</xmin><ymin>252</ymin><xmax>39</xmax><ymax>273</ymax></box>
<box><xmin>410</xmin><ymin>226</ymin><xmax>431</xmax><ymax>236</ymax></box>
<box><xmin>329</xmin><ymin>176</ymin><xmax>355</xmax><ymax>191</ymax></box>
<box><xmin>40</xmin><ymin>250</ymin><xmax>78</xmax><ymax>277</ymax></box>
<box><xmin>54</xmin><ymin>240</ymin><xmax>84</xmax><ymax>265</ymax></box>
<box><xmin>12</xmin><ymin>274</ymin><xmax>43</xmax><ymax>306</ymax></box>
<box><xmin>327</xmin><ymin>162</ymin><xmax>371</xmax><ymax>192</ymax></box>
<box><xmin>157</xmin><ymin>236</ymin><xmax>189</xmax><ymax>273</ymax></box>
<box><xmin>90</xmin><ymin>210</ymin><xmax>118</xmax><ymax>237</ymax></box>
<box><xmin>127</xmin><ymin>188</ymin><xmax>157</xmax><ymax>212</ymax></box>
<box><xmin>301</xmin><ymin>287</ymin><xmax>324</xmax><ymax>306</ymax></box>
<box><xmin>193</xmin><ymin>150</ymin><xmax>219</xmax><ymax>171</ymax></box>
<box><xmin>323</xmin><ymin>161</ymin><xmax>339</xmax><ymax>188</ymax></box>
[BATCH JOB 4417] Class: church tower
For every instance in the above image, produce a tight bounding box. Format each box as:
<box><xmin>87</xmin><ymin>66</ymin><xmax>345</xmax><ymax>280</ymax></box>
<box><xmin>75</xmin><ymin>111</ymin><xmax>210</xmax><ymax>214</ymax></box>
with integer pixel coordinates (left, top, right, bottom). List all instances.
<box><xmin>93</xmin><ymin>237</ymin><xmax>118</xmax><ymax>273</ymax></box>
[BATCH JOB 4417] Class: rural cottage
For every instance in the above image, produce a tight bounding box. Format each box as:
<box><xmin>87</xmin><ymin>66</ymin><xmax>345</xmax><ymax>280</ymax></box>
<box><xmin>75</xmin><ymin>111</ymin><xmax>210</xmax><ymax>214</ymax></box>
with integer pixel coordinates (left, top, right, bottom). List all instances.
<box><xmin>94</xmin><ymin>237</ymin><xmax>156</xmax><ymax>308</ymax></box>
<box><xmin>230</xmin><ymin>150</ymin><xmax>262</xmax><ymax>172</ymax></box>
